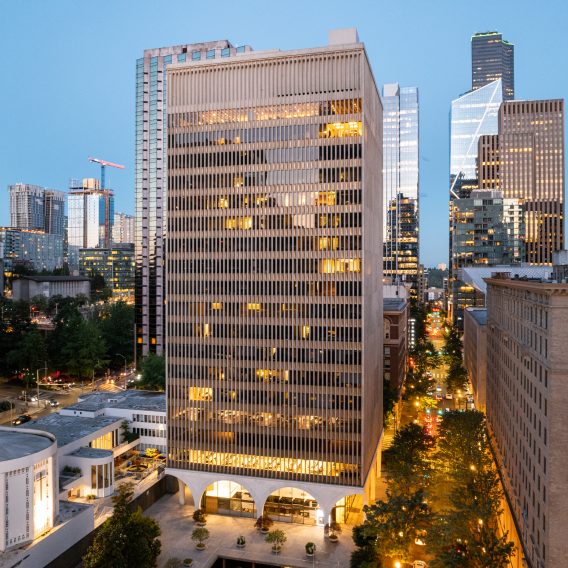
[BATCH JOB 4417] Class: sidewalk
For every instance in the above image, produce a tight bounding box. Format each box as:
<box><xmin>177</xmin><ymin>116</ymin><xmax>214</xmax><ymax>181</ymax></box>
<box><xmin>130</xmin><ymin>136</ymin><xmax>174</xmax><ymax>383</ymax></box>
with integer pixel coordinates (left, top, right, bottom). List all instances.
<box><xmin>145</xmin><ymin>494</ymin><xmax>354</xmax><ymax>568</ymax></box>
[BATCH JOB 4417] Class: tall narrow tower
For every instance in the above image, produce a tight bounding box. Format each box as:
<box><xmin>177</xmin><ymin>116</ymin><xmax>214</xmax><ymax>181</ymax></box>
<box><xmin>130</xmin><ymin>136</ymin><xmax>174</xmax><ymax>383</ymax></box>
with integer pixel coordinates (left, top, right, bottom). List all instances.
<box><xmin>471</xmin><ymin>32</ymin><xmax>514</xmax><ymax>100</ymax></box>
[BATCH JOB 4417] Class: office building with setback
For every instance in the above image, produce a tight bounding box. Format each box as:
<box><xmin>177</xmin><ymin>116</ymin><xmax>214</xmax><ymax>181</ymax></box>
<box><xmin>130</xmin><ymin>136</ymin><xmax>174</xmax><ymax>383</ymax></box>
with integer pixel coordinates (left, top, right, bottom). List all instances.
<box><xmin>166</xmin><ymin>29</ymin><xmax>383</xmax><ymax>526</ymax></box>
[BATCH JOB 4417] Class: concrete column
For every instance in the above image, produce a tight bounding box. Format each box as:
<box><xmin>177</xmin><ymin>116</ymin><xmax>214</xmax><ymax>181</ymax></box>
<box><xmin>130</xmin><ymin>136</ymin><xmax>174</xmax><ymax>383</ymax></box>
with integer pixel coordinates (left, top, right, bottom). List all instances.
<box><xmin>178</xmin><ymin>479</ymin><xmax>186</xmax><ymax>505</ymax></box>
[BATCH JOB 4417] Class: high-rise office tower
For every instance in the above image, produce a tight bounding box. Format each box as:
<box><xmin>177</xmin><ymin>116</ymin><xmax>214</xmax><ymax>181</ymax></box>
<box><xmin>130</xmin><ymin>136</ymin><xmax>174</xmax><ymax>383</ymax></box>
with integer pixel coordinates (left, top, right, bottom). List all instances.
<box><xmin>113</xmin><ymin>212</ymin><xmax>135</xmax><ymax>244</ymax></box>
<box><xmin>499</xmin><ymin>99</ymin><xmax>565</xmax><ymax>265</ymax></box>
<box><xmin>471</xmin><ymin>32</ymin><xmax>514</xmax><ymax>100</ymax></box>
<box><xmin>8</xmin><ymin>184</ymin><xmax>64</xmax><ymax>235</ymax></box>
<box><xmin>135</xmin><ymin>40</ymin><xmax>252</xmax><ymax>357</ymax></box>
<box><xmin>166</xmin><ymin>29</ymin><xmax>383</xmax><ymax>524</ymax></box>
<box><xmin>477</xmin><ymin>134</ymin><xmax>500</xmax><ymax>189</ymax></box>
<box><xmin>450</xmin><ymin>189</ymin><xmax>524</xmax><ymax>321</ymax></box>
<box><xmin>449</xmin><ymin>79</ymin><xmax>503</xmax><ymax>324</ymax></box>
<box><xmin>67</xmin><ymin>178</ymin><xmax>114</xmax><ymax>249</ymax></box>
<box><xmin>382</xmin><ymin>84</ymin><xmax>419</xmax><ymax>299</ymax></box>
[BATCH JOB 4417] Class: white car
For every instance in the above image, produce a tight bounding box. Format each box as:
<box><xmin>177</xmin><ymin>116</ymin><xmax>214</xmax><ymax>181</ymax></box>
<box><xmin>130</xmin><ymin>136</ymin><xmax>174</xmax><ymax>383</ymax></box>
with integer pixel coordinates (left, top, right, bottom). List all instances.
<box><xmin>413</xmin><ymin>561</ymin><xmax>427</xmax><ymax>568</ymax></box>
<box><xmin>445</xmin><ymin>393</ymin><xmax>453</xmax><ymax>400</ymax></box>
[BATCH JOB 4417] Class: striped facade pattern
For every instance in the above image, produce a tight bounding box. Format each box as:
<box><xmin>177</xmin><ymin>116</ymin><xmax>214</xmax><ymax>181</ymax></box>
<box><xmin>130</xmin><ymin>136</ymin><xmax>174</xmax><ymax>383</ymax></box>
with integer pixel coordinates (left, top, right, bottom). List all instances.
<box><xmin>499</xmin><ymin>100</ymin><xmax>565</xmax><ymax>265</ymax></box>
<box><xmin>166</xmin><ymin>44</ymin><xmax>383</xmax><ymax>488</ymax></box>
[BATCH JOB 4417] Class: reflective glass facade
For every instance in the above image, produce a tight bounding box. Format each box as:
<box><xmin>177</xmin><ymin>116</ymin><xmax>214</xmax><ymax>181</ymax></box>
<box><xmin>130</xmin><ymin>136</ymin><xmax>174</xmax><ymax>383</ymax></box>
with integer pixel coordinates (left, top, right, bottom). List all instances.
<box><xmin>166</xmin><ymin>43</ymin><xmax>383</xmax><ymax>489</ymax></box>
<box><xmin>0</xmin><ymin>228</ymin><xmax>64</xmax><ymax>273</ymax></box>
<box><xmin>471</xmin><ymin>32</ymin><xmax>514</xmax><ymax>100</ymax></box>
<box><xmin>449</xmin><ymin>80</ymin><xmax>503</xmax><ymax>323</ymax></box>
<box><xmin>67</xmin><ymin>178</ymin><xmax>114</xmax><ymax>249</ymax></box>
<box><xmin>451</xmin><ymin>190</ymin><xmax>524</xmax><ymax>321</ymax></box>
<box><xmin>382</xmin><ymin>84</ymin><xmax>419</xmax><ymax>298</ymax></box>
<box><xmin>135</xmin><ymin>40</ymin><xmax>252</xmax><ymax>357</ymax></box>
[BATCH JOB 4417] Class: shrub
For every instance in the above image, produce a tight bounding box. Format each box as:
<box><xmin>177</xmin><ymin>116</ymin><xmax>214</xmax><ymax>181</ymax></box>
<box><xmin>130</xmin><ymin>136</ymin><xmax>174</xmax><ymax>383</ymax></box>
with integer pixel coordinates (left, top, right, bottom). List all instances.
<box><xmin>192</xmin><ymin>508</ymin><xmax>207</xmax><ymax>524</ymax></box>
<box><xmin>237</xmin><ymin>535</ymin><xmax>246</xmax><ymax>546</ymax></box>
<box><xmin>255</xmin><ymin>514</ymin><xmax>274</xmax><ymax>531</ymax></box>
<box><xmin>265</xmin><ymin>529</ymin><xmax>287</xmax><ymax>550</ymax></box>
<box><xmin>305</xmin><ymin>542</ymin><xmax>316</xmax><ymax>555</ymax></box>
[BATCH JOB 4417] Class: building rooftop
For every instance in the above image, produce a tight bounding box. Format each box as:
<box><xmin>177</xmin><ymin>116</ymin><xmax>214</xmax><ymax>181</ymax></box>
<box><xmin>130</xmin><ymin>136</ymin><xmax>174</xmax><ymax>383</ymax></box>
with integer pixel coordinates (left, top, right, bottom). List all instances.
<box><xmin>466</xmin><ymin>308</ymin><xmax>487</xmax><ymax>326</ymax></box>
<box><xmin>459</xmin><ymin>265</ymin><xmax>552</xmax><ymax>295</ymax></box>
<box><xmin>0</xmin><ymin>429</ymin><xmax>54</xmax><ymax>461</ymax></box>
<box><xmin>69</xmin><ymin>446</ymin><xmax>113</xmax><ymax>459</ymax></box>
<box><xmin>21</xmin><ymin>414</ymin><xmax>121</xmax><ymax>448</ymax></box>
<box><xmin>66</xmin><ymin>389</ymin><xmax>166</xmax><ymax>413</ymax></box>
<box><xmin>383</xmin><ymin>298</ymin><xmax>407</xmax><ymax>312</ymax></box>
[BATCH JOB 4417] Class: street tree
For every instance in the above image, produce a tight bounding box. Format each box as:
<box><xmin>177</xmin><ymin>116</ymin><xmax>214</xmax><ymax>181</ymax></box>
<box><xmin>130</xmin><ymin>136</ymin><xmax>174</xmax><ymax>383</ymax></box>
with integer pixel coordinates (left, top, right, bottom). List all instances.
<box><xmin>139</xmin><ymin>353</ymin><xmax>166</xmax><ymax>390</ymax></box>
<box><xmin>61</xmin><ymin>316</ymin><xmax>108</xmax><ymax>379</ymax></box>
<box><xmin>83</xmin><ymin>483</ymin><xmax>161</xmax><ymax>568</ymax></box>
<box><xmin>98</xmin><ymin>301</ymin><xmax>134</xmax><ymax>369</ymax></box>
<box><xmin>5</xmin><ymin>329</ymin><xmax>48</xmax><ymax>379</ymax></box>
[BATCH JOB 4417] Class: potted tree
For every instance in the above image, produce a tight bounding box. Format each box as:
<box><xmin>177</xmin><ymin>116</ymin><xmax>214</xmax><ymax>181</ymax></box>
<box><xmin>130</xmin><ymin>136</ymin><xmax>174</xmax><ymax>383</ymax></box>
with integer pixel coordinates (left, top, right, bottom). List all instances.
<box><xmin>192</xmin><ymin>508</ymin><xmax>207</xmax><ymax>526</ymax></box>
<box><xmin>191</xmin><ymin>527</ymin><xmax>210</xmax><ymax>550</ymax></box>
<box><xmin>305</xmin><ymin>542</ymin><xmax>316</xmax><ymax>557</ymax></box>
<box><xmin>182</xmin><ymin>559</ymin><xmax>193</xmax><ymax>567</ymax></box>
<box><xmin>236</xmin><ymin>535</ymin><xmax>246</xmax><ymax>549</ymax></box>
<box><xmin>255</xmin><ymin>514</ymin><xmax>274</xmax><ymax>534</ymax></box>
<box><xmin>328</xmin><ymin>521</ymin><xmax>342</xmax><ymax>542</ymax></box>
<box><xmin>265</xmin><ymin>529</ymin><xmax>287</xmax><ymax>554</ymax></box>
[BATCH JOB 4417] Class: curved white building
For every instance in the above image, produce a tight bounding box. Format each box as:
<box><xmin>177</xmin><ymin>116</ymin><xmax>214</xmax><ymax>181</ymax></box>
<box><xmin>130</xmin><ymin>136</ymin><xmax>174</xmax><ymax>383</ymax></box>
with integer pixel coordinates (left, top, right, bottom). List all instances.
<box><xmin>0</xmin><ymin>427</ymin><xmax>57</xmax><ymax>552</ymax></box>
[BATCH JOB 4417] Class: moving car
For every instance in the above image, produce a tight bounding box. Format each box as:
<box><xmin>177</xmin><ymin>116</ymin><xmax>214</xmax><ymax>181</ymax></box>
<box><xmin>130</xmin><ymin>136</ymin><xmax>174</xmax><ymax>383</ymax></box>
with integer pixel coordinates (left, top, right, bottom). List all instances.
<box><xmin>48</xmin><ymin>399</ymin><xmax>59</xmax><ymax>407</ymax></box>
<box><xmin>12</xmin><ymin>414</ymin><xmax>32</xmax><ymax>425</ymax></box>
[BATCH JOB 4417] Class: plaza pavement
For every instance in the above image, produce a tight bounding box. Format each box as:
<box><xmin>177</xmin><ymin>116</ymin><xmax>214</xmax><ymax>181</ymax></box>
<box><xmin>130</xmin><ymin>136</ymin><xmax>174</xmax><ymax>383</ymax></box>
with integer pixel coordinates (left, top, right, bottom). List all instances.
<box><xmin>145</xmin><ymin>493</ymin><xmax>355</xmax><ymax>568</ymax></box>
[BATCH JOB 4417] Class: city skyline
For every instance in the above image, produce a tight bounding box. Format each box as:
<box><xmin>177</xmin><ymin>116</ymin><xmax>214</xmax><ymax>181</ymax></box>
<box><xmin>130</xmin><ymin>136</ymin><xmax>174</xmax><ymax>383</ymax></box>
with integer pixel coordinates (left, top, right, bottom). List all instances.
<box><xmin>1</xmin><ymin>0</ymin><xmax>567</xmax><ymax>266</ymax></box>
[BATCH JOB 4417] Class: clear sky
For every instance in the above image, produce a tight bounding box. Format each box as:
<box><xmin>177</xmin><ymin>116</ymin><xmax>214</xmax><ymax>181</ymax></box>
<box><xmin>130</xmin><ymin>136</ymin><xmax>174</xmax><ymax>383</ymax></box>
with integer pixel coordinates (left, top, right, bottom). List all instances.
<box><xmin>0</xmin><ymin>0</ymin><xmax>566</xmax><ymax>266</ymax></box>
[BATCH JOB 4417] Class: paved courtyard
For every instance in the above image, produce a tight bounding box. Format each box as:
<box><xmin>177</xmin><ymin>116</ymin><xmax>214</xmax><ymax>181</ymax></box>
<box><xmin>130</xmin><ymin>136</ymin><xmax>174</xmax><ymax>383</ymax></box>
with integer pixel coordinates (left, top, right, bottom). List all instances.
<box><xmin>145</xmin><ymin>494</ymin><xmax>355</xmax><ymax>568</ymax></box>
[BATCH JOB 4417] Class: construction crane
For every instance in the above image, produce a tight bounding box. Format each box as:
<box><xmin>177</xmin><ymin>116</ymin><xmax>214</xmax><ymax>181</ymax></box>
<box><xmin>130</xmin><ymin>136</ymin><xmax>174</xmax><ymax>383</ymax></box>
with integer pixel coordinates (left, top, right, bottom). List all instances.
<box><xmin>88</xmin><ymin>157</ymin><xmax>125</xmax><ymax>190</ymax></box>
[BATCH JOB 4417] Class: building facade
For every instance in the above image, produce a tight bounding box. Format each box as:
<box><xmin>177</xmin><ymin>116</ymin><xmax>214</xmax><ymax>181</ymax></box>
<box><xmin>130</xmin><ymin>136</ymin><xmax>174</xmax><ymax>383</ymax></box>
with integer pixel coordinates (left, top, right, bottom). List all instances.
<box><xmin>67</xmin><ymin>178</ymin><xmax>114</xmax><ymax>250</ymax></box>
<box><xmin>12</xmin><ymin>275</ymin><xmax>90</xmax><ymax>302</ymax></box>
<box><xmin>382</xmin><ymin>84</ymin><xmax>419</xmax><ymax>299</ymax></box>
<box><xmin>112</xmin><ymin>212</ymin><xmax>135</xmax><ymax>244</ymax></box>
<box><xmin>0</xmin><ymin>428</ymin><xmax>58</xmax><ymax>552</ymax></box>
<box><xmin>0</xmin><ymin>228</ymin><xmax>64</xmax><ymax>274</ymax></box>
<box><xmin>135</xmin><ymin>39</ymin><xmax>252</xmax><ymax>357</ymax></box>
<box><xmin>499</xmin><ymin>99</ymin><xmax>565</xmax><ymax>265</ymax></box>
<box><xmin>9</xmin><ymin>184</ymin><xmax>65</xmax><ymax>236</ymax></box>
<box><xmin>463</xmin><ymin>307</ymin><xmax>487</xmax><ymax>411</ymax></box>
<box><xmin>383</xmin><ymin>298</ymin><xmax>408</xmax><ymax>394</ymax></box>
<box><xmin>79</xmin><ymin>244</ymin><xmax>135</xmax><ymax>302</ymax></box>
<box><xmin>166</xmin><ymin>30</ymin><xmax>383</xmax><ymax>524</ymax></box>
<box><xmin>450</xmin><ymin>189</ymin><xmax>524</xmax><ymax>325</ymax></box>
<box><xmin>477</xmin><ymin>133</ymin><xmax>500</xmax><ymax>189</ymax></box>
<box><xmin>449</xmin><ymin>80</ymin><xmax>504</xmax><ymax>324</ymax></box>
<box><xmin>471</xmin><ymin>32</ymin><xmax>514</xmax><ymax>100</ymax></box>
<box><xmin>485</xmin><ymin>274</ymin><xmax>568</xmax><ymax>567</ymax></box>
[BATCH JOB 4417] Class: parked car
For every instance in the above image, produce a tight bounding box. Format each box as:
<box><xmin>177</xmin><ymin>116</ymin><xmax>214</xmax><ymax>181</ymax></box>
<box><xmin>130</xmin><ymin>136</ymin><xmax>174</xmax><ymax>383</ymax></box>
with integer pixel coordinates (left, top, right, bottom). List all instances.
<box><xmin>413</xmin><ymin>561</ymin><xmax>427</xmax><ymax>568</ymax></box>
<box><xmin>435</xmin><ymin>394</ymin><xmax>443</xmax><ymax>401</ymax></box>
<box><xmin>48</xmin><ymin>399</ymin><xmax>59</xmax><ymax>407</ymax></box>
<box><xmin>445</xmin><ymin>393</ymin><xmax>453</xmax><ymax>400</ymax></box>
<box><xmin>12</xmin><ymin>414</ymin><xmax>32</xmax><ymax>425</ymax></box>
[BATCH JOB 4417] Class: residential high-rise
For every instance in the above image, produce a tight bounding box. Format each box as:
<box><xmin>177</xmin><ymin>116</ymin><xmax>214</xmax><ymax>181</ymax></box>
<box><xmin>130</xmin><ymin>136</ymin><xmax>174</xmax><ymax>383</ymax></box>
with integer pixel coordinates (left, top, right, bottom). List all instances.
<box><xmin>135</xmin><ymin>40</ymin><xmax>252</xmax><ymax>357</ymax></box>
<box><xmin>9</xmin><ymin>184</ymin><xmax>64</xmax><ymax>236</ymax></box>
<box><xmin>471</xmin><ymin>32</ymin><xmax>514</xmax><ymax>100</ymax></box>
<box><xmin>499</xmin><ymin>99</ymin><xmax>565</xmax><ymax>265</ymax></box>
<box><xmin>449</xmin><ymin>79</ymin><xmax>503</xmax><ymax>323</ymax></box>
<box><xmin>112</xmin><ymin>212</ymin><xmax>135</xmax><ymax>244</ymax></box>
<box><xmin>67</xmin><ymin>178</ymin><xmax>114</xmax><ymax>250</ymax></box>
<box><xmin>0</xmin><ymin>228</ymin><xmax>64</xmax><ymax>273</ymax></box>
<box><xmin>450</xmin><ymin>189</ymin><xmax>524</xmax><ymax>323</ymax></box>
<box><xmin>166</xmin><ymin>29</ymin><xmax>383</xmax><ymax>525</ymax></box>
<box><xmin>382</xmin><ymin>84</ymin><xmax>419</xmax><ymax>299</ymax></box>
<box><xmin>484</xmin><ymin>273</ymin><xmax>568</xmax><ymax>567</ymax></box>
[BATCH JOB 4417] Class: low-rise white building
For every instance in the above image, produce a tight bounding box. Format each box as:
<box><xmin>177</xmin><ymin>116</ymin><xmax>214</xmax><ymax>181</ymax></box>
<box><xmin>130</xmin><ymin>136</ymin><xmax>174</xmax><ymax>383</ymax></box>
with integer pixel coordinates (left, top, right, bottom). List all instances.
<box><xmin>0</xmin><ymin>428</ymin><xmax>58</xmax><ymax>552</ymax></box>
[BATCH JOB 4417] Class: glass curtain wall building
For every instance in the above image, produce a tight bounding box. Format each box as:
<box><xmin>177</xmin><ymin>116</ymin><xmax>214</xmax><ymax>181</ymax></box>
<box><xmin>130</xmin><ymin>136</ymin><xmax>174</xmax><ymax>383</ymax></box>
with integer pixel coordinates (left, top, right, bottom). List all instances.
<box><xmin>451</xmin><ymin>189</ymin><xmax>524</xmax><ymax>316</ymax></box>
<box><xmin>135</xmin><ymin>40</ymin><xmax>251</xmax><ymax>357</ymax></box>
<box><xmin>67</xmin><ymin>178</ymin><xmax>114</xmax><ymax>250</ymax></box>
<box><xmin>449</xmin><ymin>79</ymin><xmax>503</xmax><ymax>324</ymax></box>
<box><xmin>382</xmin><ymin>84</ymin><xmax>419</xmax><ymax>299</ymax></box>
<box><xmin>471</xmin><ymin>32</ymin><xmax>514</xmax><ymax>100</ymax></box>
<box><xmin>166</xmin><ymin>30</ymin><xmax>383</xmax><ymax>522</ymax></box>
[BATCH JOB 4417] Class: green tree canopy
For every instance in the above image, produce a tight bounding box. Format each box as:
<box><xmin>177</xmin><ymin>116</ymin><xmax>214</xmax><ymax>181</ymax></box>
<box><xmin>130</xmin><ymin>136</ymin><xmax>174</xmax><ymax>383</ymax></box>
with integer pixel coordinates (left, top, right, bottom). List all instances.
<box><xmin>98</xmin><ymin>301</ymin><xmax>134</xmax><ymax>369</ymax></box>
<box><xmin>83</xmin><ymin>483</ymin><xmax>161</xmax><ymax>568</ymax></box>
<box><xmin>139</xmin><ymin>354</ymin><xmax>165</xmax><ymax>390</ymax></box>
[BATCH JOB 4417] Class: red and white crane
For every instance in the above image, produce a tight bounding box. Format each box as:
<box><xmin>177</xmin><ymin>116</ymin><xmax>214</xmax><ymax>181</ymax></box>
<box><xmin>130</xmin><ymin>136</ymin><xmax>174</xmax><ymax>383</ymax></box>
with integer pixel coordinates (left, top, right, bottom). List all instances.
<box><xmin>88</xmin><ymin>157</ymin><xmax>125</xmax><ymax>190</ymax></box>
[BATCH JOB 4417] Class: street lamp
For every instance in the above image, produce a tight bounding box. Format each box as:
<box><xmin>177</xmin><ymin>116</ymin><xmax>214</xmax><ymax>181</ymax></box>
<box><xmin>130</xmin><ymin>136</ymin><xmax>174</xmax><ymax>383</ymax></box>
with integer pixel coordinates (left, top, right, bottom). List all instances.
<box><xmin>116</xmin><ymin>353</ymin><xmax>127</xmax><ymax>389</ymax></box>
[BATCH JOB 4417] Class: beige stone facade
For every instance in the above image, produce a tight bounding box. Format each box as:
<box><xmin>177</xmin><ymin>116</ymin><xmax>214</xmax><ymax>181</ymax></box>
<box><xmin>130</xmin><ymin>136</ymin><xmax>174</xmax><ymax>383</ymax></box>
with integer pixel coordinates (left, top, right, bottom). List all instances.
<box><xmin>165</xmin><ymin>32</ymin><xmax>383</xmax><ymax>508</ymax></box>
<box><xmin>485</xmin><ymin>275</ymin><xmax>568</xmax><ymax>566</ymax></box>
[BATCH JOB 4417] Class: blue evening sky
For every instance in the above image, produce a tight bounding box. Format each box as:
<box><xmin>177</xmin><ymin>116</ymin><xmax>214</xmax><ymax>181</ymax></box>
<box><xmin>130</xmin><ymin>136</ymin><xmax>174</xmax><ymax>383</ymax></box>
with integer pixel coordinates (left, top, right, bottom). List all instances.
<box><xmin>0</xmin><ymin>0</ymin><xmax>566</xmax><ymax>266</ymax></box>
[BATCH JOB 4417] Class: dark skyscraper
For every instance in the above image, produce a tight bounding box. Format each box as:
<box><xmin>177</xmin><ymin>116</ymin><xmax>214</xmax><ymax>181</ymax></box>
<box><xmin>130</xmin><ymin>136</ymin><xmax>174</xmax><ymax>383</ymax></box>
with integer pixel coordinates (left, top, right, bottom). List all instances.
<box><xmin>471</xmin><ymin>32</ymin><xmax>514</xmax><ymax>100</ymax></box>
